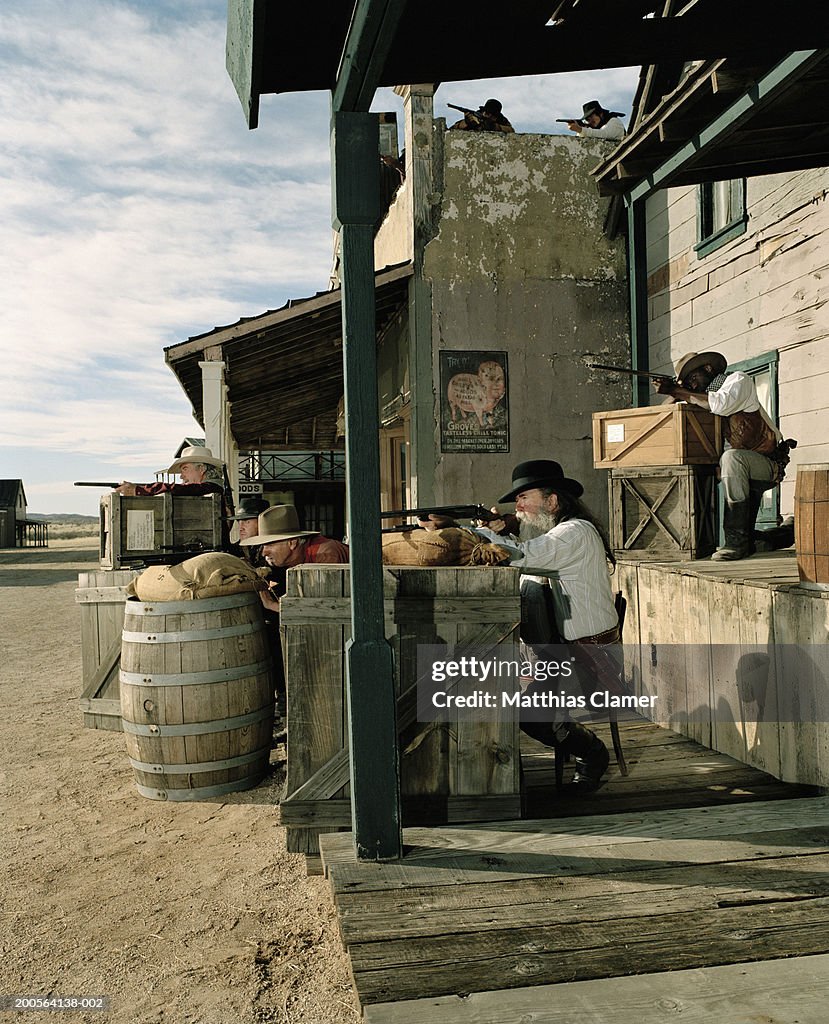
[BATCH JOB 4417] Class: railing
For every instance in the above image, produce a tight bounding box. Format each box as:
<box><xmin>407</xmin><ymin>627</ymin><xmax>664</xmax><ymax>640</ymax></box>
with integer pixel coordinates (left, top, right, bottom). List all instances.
<box><xmin>16</xmin><ymin>520</ymin><xmax>49</xmax><ymax>547</ymax></box>
<box><xmin>238</xmin><ymin>451</ymin><xmax>345</xmax><ymax>483</ymax></box>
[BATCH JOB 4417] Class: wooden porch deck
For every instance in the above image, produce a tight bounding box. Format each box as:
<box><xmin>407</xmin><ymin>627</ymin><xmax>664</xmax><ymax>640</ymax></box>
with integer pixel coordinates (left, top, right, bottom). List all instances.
<box><xmin>319</xmin><ymin>719</ymin><xmax>829</xmax><ymax>1021</ymax></box>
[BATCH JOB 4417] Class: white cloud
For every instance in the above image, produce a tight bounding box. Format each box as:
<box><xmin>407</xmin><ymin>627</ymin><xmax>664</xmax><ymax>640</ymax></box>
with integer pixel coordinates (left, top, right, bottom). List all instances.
<box><xmin>0</xmin><ymin>2</ymin><xmax>641</xmax><ymax>513</ymax></box>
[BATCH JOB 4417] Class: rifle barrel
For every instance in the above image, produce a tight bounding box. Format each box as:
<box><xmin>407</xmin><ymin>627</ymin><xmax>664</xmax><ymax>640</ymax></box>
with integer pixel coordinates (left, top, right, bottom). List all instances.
<box><xmin>588</xmin><ymin>363</ymin><xmax>673</xmax><ymax>381</ymax></box>
<box><xmin>74</xmin><ymin>482</ymin><xmax>119</xmax><ymax>487</ymax></box>
<box><xmin>380</xmin><ymin>504</ymin><xmax>492</xmax><ymax>521</ymax></box>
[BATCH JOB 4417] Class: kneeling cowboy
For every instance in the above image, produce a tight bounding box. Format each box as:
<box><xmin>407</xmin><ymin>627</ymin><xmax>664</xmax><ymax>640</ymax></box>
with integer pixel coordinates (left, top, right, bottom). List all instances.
<box><xmin>654</xmin><ymin>351</ymin><xmax>795</xmax><ymax>561</ymax></box>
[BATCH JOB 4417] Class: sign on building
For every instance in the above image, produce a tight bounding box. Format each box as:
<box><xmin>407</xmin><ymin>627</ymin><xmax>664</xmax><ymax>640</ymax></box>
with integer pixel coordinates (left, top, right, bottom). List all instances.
<box><xmin>439</xmin><ymin>350</ymin><xmax>509</xmax><ymax>453</ymax></box>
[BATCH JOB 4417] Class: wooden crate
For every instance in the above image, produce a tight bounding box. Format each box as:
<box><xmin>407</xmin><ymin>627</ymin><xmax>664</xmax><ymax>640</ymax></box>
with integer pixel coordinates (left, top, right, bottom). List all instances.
<box><xmin>593</xmin><ymin>404</ymin><xmax>722</xmax><ymax>468</ymax></box>
<box><xmin>76</xmin><ymin>569</ymin><xmax>139</xmax><ymax>730</ymax></box>
<box><xmin>609</xmin><ymin>465</ymin><xmax>718</xmax><ymax>562</ymax></box>
<box><xmin>279</xmin><ymin>565</ymin><xmax>522</xmax><ymax>856</ymax></box>
<box><xmin>99</xmin><ymin>492</ymin><xmax>223</xmax><ymax>569</ymax></box>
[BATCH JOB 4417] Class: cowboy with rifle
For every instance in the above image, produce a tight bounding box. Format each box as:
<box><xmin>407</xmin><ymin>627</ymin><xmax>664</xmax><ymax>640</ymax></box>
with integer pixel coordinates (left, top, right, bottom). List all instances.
<box><xmin>448</xmin><ymin>98</ymin><xmax>514</xmax><ymax>133</ymax></box>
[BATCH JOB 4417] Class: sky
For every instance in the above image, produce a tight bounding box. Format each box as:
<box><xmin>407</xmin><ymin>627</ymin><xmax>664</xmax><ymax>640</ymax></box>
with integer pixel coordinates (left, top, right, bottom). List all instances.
<box><xmin>0</xmin><ymin>0</ymin><xmax>639</xmax><ymax>515</ymax></box>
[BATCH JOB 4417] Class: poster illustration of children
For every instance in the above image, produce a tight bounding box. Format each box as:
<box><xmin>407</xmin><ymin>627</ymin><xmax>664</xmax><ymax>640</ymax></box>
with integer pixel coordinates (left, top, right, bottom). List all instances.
<box><xmin>439</xmin><ymin>350</ymin><xmax>509</xmax><ymax>453</ymax></box>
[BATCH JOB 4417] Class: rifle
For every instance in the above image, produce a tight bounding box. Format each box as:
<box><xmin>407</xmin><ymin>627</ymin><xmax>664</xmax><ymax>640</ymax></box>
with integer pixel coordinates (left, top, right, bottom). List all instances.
<box><xmin>381</xmin><ymin>504</ymin><xmax>497</xmax><ymax>533</ymax></box>
<box><xmin>588</xmin><ymin>363</ymin><xmax>676</xmax><ymax>384</ymax></box>
<box><xmin>74</xmin><ymin>481</ymin><xmax>119</xmax><ymax>488</ymax></box>
<box><xmin>447</xmin><ymin>103</ymin><xmax>484</xmax><ymax>126</ymax></box>
<box><xmin>556</xmin><ymin>117</ymin><xmax>587</xmax><ymax>126</ymax></box>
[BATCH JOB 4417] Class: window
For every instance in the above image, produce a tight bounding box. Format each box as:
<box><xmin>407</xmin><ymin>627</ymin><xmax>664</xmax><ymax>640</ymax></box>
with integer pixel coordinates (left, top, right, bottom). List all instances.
<box><xmin>695</xmin><ymin>179</ymin><xmax>747</xmax><ymax>258</ymax></box>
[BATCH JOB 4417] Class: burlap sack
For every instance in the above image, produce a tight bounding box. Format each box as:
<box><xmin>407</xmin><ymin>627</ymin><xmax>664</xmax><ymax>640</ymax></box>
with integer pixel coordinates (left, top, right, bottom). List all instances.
<box><xmin>126</xmin><ymin>552</ymin><xmax>267</xmax><ymax>601</ymax></box>
<box><xmin>381</xmin><ymin>527</ymin><xmax>511</xmax><ymax>567</ymax></box>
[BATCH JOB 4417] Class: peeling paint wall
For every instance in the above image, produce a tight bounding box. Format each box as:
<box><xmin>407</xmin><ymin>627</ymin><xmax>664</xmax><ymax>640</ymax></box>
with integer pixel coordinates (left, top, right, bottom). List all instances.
<box><xmin>423</xmin><ymin>131</ymin><xmax>630</xmax><ymax>522</ymax></box>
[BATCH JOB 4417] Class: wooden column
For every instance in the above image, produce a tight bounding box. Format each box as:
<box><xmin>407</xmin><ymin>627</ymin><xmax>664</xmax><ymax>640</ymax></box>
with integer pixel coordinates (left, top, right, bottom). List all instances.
<box><xmin>626</xmin><ymin>198</ymin><xmax>651</xmax><ymax>407</ymax></box>
<box><xmin>331</xmin><ymin>108</ymin><xmax>402</xmax><ymax>861</ymax></box>
<box><xmin>396</xmin><ymin>83</ymin><xmax>437</xmax><ymax>506</ymax></box>
<box><xmin>199</xmin><ymin>353</ymin><xmax>239</xmax><ymax>501</ymax></box>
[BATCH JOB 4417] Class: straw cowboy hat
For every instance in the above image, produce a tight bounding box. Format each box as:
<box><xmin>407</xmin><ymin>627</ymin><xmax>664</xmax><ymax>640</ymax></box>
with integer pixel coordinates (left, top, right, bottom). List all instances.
<box><xmin>163</xmin><ymin>445</ymin><xmax>224</xmax><ymax>473</ymax></box>
<box><xmin>226</xmin><ymin>495</ymin><xmax>269</xmax><ymax>522</ymax></box>
<box><xmin>499</xmin><ymin>459</ymin><xmax>584</xmax><ymax>503</ymax></box>
<box><xmin>673</xmin><ymin>351</ymin><xmax>728</xmax><ymax>383</ymax></box>
<box><xmin>239</xmin><ymin>505</ymin><xmax>317</xmax><ymax>546</ymax></box>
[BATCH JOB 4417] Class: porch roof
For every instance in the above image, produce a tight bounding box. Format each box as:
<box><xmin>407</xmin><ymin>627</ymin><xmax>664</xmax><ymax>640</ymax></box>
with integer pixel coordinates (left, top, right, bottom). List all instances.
<box><xmin>164</xmin><ymin>262</ymin><xmax>412</xmax><ymax>449</ymax></box>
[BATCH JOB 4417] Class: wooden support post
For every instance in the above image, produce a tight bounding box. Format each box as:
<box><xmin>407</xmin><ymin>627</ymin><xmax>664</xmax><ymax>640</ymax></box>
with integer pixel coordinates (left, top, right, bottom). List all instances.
<box><xmin>331</xmin><ymin>108</ymin><xmax>402</xmax><ymax>861</ymax></box>
<box><xmin>626</xmin><ymin>197</ymin><xmax>650</xmax><ymax>408</ymax></box>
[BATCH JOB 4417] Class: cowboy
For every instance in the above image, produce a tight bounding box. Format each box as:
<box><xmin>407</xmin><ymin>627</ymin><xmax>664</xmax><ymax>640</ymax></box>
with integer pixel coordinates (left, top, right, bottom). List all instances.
<box><xmin>654</xmin><ymin>351</ymin><xmax>783</xmax><ymax>561</ymax></box>
<box><xmin>115</xmin><ymin>445</ymin><xmax>224</xmax><ymax>497</ymax></box>
<box><xmin>240</xmin><ymin>504</ymin><xmax>348</xmax><ymax>612</ymax></box>
<box><xmin>226</xmin><ymin>495</ymin><xmax>270</xmax><ymax>564</ymax></box>
<box><xmin>449</xmin><ymin>98</ymin><xmax>515</xmax><ymax>134</ymax></box>
<box><xmin>566</xmin><ymin>100</ymin><xmax>625</xmax><ymax>140</ymax></box>
<box><xmin>475</xmin><ymin>459</ymin><xmax>619</xmax><ymax>792</ymax></box>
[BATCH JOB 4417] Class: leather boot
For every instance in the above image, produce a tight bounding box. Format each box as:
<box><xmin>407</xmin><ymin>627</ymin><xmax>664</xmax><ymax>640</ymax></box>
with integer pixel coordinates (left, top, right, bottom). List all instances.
<box><xmin>711</xmin><ymin>499</ymin><xmax>755</xmax><ymax>561</ymax></box>
<box><xmin>559</xmin><ymin>722</ymin><xmax>609</xmax><ymax>791</ymax></box>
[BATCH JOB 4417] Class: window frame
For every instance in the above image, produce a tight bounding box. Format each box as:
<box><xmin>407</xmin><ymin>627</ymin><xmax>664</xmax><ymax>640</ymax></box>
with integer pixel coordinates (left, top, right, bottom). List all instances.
<box><xmin>695</xmin><ymin>178</ymin><xmax>748</xmax><ymax>258</ymax></box>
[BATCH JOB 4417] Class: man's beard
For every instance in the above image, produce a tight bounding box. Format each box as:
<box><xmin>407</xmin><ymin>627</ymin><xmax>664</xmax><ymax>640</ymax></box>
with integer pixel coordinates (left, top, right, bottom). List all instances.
<box><xmin>517</xmin><ymin>509</ymin><xmax>558</xmax><ymax>540</ymax></box>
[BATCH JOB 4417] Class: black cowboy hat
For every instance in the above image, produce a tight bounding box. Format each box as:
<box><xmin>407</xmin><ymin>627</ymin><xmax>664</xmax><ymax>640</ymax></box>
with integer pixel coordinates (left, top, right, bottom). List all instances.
<box><xmin>499</xmin><ymin>459</ymin><xmax>584</xmax><ymax>503</ymax></box>
<box><xmin>226</xmin><ymin>495</ymin><xmax>270</xmax><ymax>521</ymax></box>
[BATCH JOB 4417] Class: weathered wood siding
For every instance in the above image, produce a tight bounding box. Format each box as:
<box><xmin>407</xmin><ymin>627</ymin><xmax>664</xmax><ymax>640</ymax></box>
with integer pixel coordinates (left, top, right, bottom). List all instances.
<box><xmin>645</xmin><ymin>167</ymin><xmax>829</xmax><ymax>516</ymax></box>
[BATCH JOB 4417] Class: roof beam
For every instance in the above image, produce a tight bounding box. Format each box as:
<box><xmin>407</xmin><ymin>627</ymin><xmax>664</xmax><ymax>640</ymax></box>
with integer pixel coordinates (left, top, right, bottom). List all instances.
<box><xmin>333</xmin><ymin>0</ymin><xmax>408</xmax><ymax>112</ymax></box>
<box><xmin>627</xmin><ymin>49</ymin><xmax>825</xmax><ymax>201</ymax></box>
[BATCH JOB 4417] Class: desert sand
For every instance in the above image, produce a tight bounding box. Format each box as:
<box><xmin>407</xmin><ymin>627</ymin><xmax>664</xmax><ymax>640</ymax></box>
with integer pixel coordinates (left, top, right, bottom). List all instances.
<box><xmin>0</xmin><ymin>538</ymin><xmax>360</xmax><ymax>1024</ymax></box>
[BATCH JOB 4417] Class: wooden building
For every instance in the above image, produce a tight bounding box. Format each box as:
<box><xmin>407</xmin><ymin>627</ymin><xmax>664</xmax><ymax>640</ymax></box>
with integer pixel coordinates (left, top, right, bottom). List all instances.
<box><xmin>0</xmin><ymin>479</ymin><xmax>46</xmax><ymax>548</ymax></box>
<box><xmin>593</xmin><ymin>50</ymin><xmax>829</xmax><ymax>523</ymax></box>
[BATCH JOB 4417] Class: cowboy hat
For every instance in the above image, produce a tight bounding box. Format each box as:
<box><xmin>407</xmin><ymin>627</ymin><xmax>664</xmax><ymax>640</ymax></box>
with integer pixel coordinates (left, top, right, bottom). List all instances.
<box><xmin>582</xmin><ymin>100</ymin><xmax>604</xmax><ymax>118</ymax></box>
<box><xmin>239</xmin><ymin>504</ymin><xmax>317</xmax><ymax>546</ymax></box>
<box><xmin>673</xmin><ymin>351</ymin><xmax>728</xmax><ymax>383</ymax></box>
<box><xmin>163</xmin><ymin>445</ymin><xmax>224</xmax><ymax>473</ymax></box>
<box><xmin>498</xmin><ymin>459</ymin><xmax>584</xmax><ymax>504</ymax></box>
<box><xmin>226</xmin><ymin>495</ymin><xmax>270</xmax><ymax>522</ymax></box>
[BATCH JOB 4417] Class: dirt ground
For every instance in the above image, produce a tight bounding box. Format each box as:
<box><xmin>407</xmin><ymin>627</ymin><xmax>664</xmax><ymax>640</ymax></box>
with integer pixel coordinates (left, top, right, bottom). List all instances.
<box><xmin>0</xmin><ymin>538</ymin><xmax>361</xmax><ymax>1024</ymax></box>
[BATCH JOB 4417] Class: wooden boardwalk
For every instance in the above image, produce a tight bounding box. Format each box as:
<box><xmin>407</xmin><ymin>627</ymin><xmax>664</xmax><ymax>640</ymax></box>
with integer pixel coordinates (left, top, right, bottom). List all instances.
<box><xmin>319</xmin><ymin>719</ymin><xmax>829</xmax><ymax>1021</ymax></box>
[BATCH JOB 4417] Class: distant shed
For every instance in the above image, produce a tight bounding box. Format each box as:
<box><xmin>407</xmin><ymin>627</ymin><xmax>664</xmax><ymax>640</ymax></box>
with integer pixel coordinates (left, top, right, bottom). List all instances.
<box><xmin>0</xmin><ymin>480</ymin><xmax>47</xmax><ymax>548</ymax></box>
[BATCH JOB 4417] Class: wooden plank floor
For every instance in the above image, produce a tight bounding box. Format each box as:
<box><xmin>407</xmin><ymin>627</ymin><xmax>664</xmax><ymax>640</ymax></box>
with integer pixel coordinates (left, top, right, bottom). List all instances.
<box><xmin>319</xmin><ymin>720</ymin><xmax>829</xmax><ymax>1020</ymax></box>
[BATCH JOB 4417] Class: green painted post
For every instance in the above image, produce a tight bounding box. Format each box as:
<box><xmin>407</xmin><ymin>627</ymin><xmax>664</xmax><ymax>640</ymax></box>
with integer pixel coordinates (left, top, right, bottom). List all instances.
<box><xmin>331</xmin><ymin>108</ymin><xmax>402</xmax><ymax>861</ymax></box>
<box><xmin>626</xmin><ymin>197</ymin><xmax>650</xmax><ymax>408</ymax></box>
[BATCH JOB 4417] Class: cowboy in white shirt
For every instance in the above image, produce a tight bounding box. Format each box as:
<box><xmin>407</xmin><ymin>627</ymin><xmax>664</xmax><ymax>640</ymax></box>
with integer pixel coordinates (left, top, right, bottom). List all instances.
<box><xmin>566</xmin><ymin>100</ymin><xmax>626</xmax><ymax>140</ymax></box>
<box><xmin>475</xmin><ymin>459</ymin><xmax>619</xmax><ymax>791</ymax></box>
<box><xmin>654</xmin><ymin>351</ymin><xmax>783</xmax><ymax>561</ymax></box>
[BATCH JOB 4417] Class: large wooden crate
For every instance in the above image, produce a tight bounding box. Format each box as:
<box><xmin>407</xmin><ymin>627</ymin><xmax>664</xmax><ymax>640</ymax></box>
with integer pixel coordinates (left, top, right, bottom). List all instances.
<box><xmin>609</xmin><ymin>465</ymin><xmax>718</xmax><ymax>562</ymax></box>
<box><xmin>593</xmin><ymin>404</ymin><xmax>722</xmax><ymax>469</ymax></box>
<box><xmin>76</xmin><ymin>569</ymin><xmax>140</xmax><ymax>730</ymax></box>
<box><xmin>99</xmin><ymin>492</ymin><xmax>223</xmax><ymax>569</ymax></box>
<box><xmin>279</xmin><ymin>565</ymin><xmax>521</xmax><ymax>856</ymax></box>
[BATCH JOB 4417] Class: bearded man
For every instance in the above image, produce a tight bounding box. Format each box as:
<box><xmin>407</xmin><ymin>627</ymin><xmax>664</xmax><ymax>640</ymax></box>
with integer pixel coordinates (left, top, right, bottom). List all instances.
<box><xmin>475</xmin><ymin>459</ymin><xmax>619</xmax><ymax>792</ymax></box>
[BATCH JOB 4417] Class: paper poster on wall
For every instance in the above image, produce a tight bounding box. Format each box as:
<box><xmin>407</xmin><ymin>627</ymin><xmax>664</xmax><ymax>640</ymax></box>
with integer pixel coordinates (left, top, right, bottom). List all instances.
<box><xmin>439</xmin><ymin>350</ymin><xmax>509</xmax><ymax>453</ymax></box>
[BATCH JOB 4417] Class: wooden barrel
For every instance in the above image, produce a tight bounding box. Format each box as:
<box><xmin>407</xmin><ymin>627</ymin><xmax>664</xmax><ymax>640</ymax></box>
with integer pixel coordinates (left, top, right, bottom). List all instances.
<box><xmin>795</xmin><ymin>464</ymin><xmax>829</xmax><ymax>585</ymax></box>
<box><xmin>120</xmin><ymin>591</ymin><xmax>274</xmax><ymax>801</ymax></box>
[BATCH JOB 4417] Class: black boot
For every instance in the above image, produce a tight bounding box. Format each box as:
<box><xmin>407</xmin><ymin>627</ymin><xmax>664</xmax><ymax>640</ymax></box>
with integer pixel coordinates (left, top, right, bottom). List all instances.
<box><xmin>712</xmin><ymin>499</ymin><xmax>754</xmax><ymax>561</ymax></box>
<box><xmin>559</xmin><ymin>722</ymin><xmax>609</xmax><ymax>791</ymax></box>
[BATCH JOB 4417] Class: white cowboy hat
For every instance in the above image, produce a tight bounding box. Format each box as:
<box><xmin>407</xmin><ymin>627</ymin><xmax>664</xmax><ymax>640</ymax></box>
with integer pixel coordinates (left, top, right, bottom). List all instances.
<box><xmin>162</xmin><ymin>445</ymin><xmax>224</xmax><ymax>473</ymax></box>
<box><xmin>239</xmin><ymin>505</ymin><xmax>317</xmax><ymax>546</ymax></box>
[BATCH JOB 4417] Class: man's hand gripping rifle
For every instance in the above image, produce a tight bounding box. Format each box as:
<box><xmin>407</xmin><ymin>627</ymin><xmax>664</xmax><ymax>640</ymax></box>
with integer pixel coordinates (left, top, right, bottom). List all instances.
<box><xmin>447</xmin><ymin>103</ymin><xmax>485</xmax><ymax>127</ymax></box>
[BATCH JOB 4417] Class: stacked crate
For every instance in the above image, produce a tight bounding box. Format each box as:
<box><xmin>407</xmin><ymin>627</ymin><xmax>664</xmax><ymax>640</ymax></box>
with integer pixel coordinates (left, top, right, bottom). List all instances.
<box><xmin>592</xmin><ymin>404</ymin><xmax>722</xmax><ymax>561</ymax></box>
